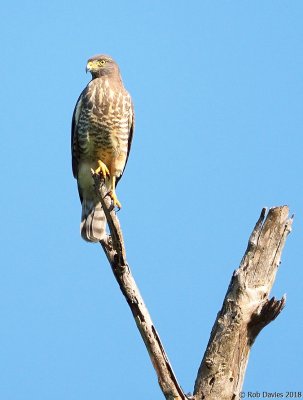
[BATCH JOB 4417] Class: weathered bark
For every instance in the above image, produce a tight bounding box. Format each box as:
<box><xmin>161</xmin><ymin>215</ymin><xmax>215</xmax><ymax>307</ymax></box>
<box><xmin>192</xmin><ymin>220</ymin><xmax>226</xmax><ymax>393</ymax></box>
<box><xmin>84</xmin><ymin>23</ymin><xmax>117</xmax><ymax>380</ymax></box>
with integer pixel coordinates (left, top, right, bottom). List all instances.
<box><xmin>193</xmin><ymin>206</ymin><xmax>292</xmax><ymax>400</ymax></box>
<box><xmin>92</xmin><ymin>173</ymin><xmax>292</xmax><ymax>400</ymax></box>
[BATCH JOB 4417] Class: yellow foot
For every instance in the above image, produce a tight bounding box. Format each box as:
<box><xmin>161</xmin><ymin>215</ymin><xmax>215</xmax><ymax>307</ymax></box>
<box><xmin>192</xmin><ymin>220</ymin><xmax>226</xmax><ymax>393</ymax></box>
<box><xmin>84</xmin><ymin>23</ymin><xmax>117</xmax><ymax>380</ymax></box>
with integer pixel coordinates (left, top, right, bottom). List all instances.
<box><xmin>109</xmin><ymin>190</ymin><xmax>122</xmax><ymax>209</ymax></box>
<box><xmin>91</xmin><ymin>160</ymin><xmax>110</xmax><ymax>179</ymax></box>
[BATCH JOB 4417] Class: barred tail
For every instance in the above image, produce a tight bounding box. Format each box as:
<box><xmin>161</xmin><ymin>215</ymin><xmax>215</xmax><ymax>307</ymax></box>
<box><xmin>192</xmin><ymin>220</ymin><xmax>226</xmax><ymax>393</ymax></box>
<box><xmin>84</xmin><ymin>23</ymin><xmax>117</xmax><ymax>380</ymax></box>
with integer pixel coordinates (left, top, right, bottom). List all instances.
<box><xmin>80</xmin><ymin>198</ymin><xmax>106</xmax><ymax>242</ymax></box>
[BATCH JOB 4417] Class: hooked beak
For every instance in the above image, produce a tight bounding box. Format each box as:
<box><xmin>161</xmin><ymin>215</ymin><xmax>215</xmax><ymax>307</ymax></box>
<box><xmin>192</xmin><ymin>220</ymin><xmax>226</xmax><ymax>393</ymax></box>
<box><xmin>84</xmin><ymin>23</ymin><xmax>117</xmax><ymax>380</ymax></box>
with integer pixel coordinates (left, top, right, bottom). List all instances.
<box><xmin>86</xmin><ymin>61</ymin><xmax>93</xmax><ymax>73</ymax></box>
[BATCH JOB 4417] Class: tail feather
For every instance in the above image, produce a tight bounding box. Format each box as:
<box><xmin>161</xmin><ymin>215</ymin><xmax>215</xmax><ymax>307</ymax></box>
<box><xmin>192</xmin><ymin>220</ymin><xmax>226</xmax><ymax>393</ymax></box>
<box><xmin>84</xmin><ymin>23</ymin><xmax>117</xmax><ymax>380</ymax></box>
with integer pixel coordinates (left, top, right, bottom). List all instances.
<box><xmin>80</xmin><ymin>199</ymin><xmax>106</xmax><ymax>242</ymax></box>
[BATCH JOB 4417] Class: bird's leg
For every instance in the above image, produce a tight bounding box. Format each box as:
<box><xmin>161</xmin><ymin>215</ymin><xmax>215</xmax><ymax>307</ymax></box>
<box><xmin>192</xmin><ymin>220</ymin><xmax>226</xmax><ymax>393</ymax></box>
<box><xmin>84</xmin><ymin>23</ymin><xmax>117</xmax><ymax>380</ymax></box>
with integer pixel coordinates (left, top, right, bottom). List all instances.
<box><xmin>91</xmin><ymin>160</ymin><xmax>110</xmax><ymax>180</ymax></box>
<box><xmin>109</xmin><ymin>175</ymin><xmax>121</xmax><ymax>209</ymax></box>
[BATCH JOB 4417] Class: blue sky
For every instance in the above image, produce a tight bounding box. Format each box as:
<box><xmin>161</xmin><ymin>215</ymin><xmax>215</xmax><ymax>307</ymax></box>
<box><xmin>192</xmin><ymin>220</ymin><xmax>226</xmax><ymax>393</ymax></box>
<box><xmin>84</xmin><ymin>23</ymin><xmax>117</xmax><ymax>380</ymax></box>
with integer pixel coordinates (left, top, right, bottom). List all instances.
<box><xmin>1</xmin><ymin>1</ymin><xmax>302</xmax><ymax>398</ymax></box>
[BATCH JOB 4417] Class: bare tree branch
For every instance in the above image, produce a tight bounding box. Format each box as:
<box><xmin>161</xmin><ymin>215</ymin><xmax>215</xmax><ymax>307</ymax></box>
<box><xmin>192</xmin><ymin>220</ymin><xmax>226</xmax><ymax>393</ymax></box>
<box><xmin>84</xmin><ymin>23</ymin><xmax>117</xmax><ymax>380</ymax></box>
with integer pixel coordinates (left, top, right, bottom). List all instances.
<box><xmin>92</xmin><ymin>173</ymin><xmax>188</xmax><ymax>400</ymax></box>
<box><xmin>193</xmin><ymin>206</ymin><xmax>292</xmax><ymax>400</ymax></box>
<box><xmin>92</xmin><ymin>172</ymin><xmax>292</xmax><ymax>400</ymax></box>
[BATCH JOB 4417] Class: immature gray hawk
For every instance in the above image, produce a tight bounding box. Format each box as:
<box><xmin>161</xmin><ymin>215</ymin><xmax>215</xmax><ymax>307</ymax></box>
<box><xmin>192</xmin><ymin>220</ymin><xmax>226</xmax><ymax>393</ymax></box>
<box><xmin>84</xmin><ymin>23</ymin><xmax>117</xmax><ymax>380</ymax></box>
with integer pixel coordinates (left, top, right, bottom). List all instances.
<box><xmin>71</xmin><ymin>54</ymin><xmax>134</xmax><ymax>242</ymax></box>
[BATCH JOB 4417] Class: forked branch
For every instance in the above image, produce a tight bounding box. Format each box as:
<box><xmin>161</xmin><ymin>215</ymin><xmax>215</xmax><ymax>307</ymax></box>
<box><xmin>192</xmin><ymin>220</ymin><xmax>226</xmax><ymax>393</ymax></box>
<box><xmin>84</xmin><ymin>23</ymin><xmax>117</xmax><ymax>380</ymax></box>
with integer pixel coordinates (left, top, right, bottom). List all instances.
<box><xmin>193</xmin><ymin>206</ymin><xmax>292</xmax><ymax>400</ymax></box>
<box><xmin>92</xmin><ymin>172</ymin><xmax>292</xmax><ymax>400</ymax></box>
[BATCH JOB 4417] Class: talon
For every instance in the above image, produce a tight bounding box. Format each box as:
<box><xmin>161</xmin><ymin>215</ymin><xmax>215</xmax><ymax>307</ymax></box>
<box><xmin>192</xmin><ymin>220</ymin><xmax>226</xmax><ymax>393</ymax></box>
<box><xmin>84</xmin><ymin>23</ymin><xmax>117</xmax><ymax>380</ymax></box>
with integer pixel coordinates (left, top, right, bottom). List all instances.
<box><xmin>109</xmin><ymin>190</ymin><xmax>122</xmax><ymax>209</ymax></box>
<box><xmin>93</xmin><ymin>160</ymin><xmax>110</xmax><ymax>179</ymax></box>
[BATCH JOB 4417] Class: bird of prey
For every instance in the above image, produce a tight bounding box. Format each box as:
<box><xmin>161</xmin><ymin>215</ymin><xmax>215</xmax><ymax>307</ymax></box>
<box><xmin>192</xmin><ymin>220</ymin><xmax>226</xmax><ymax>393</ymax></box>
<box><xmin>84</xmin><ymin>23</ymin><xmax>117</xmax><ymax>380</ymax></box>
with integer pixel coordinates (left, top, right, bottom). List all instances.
<box><xmin>71</xmin><ymin>54</ymin><xmax>134</xmax><ymax>242</ymax></box>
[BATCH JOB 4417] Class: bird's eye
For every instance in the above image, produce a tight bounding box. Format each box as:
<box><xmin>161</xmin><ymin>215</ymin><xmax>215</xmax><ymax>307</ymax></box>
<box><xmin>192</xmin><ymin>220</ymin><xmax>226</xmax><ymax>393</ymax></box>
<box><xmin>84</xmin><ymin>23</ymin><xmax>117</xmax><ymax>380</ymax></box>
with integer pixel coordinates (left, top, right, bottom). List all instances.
<box><xmin>98</xmin><ymin>60</ymin><xmax>106</xmax><ymax>67</ymax></box>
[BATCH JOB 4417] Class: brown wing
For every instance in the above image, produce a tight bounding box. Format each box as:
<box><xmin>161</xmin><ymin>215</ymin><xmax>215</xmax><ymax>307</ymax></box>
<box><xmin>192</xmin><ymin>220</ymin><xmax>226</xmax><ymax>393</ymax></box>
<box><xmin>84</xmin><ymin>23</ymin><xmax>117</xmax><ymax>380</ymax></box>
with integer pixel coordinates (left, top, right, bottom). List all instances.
<box><xmin>71</xmin><ymin>91</ymin><xmax>84</xmax><ymax>178</ymax></box>
<box><xmin>116</xmin><ymin>100</ymin><xmax>135</xmax><ymax>185</ymax></box>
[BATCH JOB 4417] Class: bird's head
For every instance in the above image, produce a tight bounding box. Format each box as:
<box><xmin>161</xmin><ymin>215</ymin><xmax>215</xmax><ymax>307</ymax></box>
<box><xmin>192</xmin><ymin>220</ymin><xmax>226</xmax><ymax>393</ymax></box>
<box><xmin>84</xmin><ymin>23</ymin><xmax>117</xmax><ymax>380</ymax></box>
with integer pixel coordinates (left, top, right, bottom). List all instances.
<box><xmin>86</xmin><ymin>54</ymin><xmax>120</xmax><ymax>79</ymax></box>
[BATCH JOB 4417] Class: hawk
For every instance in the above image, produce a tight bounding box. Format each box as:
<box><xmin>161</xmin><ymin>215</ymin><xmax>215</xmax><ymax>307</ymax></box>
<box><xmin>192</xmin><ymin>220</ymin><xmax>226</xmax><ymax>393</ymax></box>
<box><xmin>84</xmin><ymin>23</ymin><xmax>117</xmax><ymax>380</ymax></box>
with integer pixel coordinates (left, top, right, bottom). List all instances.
<box><xmin>71</xmin><ymin>54</ymin><xmax>134</xmax><ymax>242</ymax></box>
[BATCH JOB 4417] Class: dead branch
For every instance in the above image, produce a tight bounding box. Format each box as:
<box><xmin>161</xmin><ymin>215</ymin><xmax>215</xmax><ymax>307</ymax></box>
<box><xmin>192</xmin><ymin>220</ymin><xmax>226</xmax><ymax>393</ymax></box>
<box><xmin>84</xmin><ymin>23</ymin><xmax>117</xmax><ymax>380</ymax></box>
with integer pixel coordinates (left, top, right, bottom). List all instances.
<box><xmin>92</xmin><ymin>173</ymin><xmax>188</xmax><ymax>400</ymax></box>
<box><xmin>92</xmin><ymin>172</ymin><xmax>292</xmax><ymax>400</ymax></box>
<box><xmin>193</xmin><ymin>206</ymin><xmax>292</xmax><ymax>400</ymax></box>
